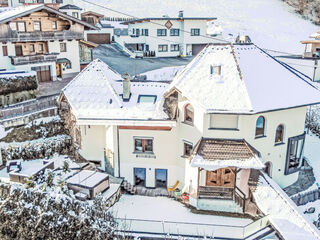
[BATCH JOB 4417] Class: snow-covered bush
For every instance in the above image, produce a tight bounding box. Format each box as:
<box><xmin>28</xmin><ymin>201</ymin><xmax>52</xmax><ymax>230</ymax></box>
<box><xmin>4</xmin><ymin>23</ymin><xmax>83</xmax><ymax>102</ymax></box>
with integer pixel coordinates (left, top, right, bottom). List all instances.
<box><xmin>0</xmin><ymin>183</ymin><xmax>116</xmax><ymax>239</ymax></box>
<box><xmin>306</xmin><ymin>105</ymin><xmax>320</xmax><ymax>135</ymax></box>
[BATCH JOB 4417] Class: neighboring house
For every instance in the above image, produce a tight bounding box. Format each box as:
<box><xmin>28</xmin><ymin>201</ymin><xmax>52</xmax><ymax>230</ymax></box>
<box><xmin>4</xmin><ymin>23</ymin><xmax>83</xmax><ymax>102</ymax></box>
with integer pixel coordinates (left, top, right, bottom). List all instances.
<box><xmin>58</xmin><ymin>4</ymin><xmax>82</xmax><ymax>19</ymax></box>
<box><xmin>275</xmin><ymin>31</ymin><xmax>320</xmax><ymax>82</ymax></box>
<box><xmin>7</xmin><ymin>0</ymin><xmax>74</xmax><ymax>8</ymax></box>
<box><xmin>114</xmin><ymin>11</ymin><xmax>224</xmax><ymax>57</ymax></box>
<box><xmin>84</xmin><ymin>20</ymin><xmax>117</xmax><ymax>45</ymax></box>
<box><xmin>0</xmin><ymin>0</ymin><xmax>8</xmax><ymax>7</ymax></box>
<box><xmin>0</xmin><ymin>4</ymin><xmax>98</xmax><ymax>82</ymax></box>
<box><xmin>81</xmin><ymin>11</ymin><xmax>104</xmax><ymax>26</ymax></box>
<box><xmin>0</xmin><ymin>70</ymin><xmax>37</xmax><ymax>107</ymax></box>
<box><xmin>59</xmin><ymin>42</ymin><xmax>320</xmax><ymax>214</ymax></box>
<box><xmin>79</xmin><ymin>39</ymin><xmax>98</xmax><ymax>70</ymax></box>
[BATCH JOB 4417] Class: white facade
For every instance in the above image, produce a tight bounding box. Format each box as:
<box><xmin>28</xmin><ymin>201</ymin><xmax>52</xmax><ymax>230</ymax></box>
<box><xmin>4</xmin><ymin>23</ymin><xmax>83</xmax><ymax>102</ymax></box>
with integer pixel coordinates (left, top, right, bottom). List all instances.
<box><xmin>0</xmin><ymin>40</ymin><xmax>81</xmax><ymax>80</ymax></box>
<box><xmin>115</xmin><ymin>17</ymin><xmax>224</xmax><ymax>57</ymax></box>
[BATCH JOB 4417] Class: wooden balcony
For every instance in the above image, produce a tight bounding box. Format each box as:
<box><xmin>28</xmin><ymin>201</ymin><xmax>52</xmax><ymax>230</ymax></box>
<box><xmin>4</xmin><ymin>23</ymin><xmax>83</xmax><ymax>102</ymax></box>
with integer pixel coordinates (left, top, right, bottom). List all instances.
<box><xmin>0</xmin><ymin>30</ymin><xmax>83</xmax><ymax>42</ymax></box>
<box><xmin>10</xmin><ymin>53</ymin><xmax>58</xmax><ymax>65</ymax></box>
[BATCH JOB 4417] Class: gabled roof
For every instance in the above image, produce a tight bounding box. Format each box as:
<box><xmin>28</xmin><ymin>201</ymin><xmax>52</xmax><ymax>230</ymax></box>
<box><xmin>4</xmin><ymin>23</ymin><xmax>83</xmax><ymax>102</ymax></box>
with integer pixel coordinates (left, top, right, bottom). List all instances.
<box><xmin>0</xmin><ymin>4</ymin><xmax>98</xmax><ymax>30</ymax></box>
<box><xmin>59</xmin><ymin>4</ymin><xmax>82</xmax><ymax>10</ymax></box>
<box><xmin>62</xmin><ymin>59</ymin><xmax>170</xmax><ymax>121</ymax></box>
<box><xmin>190</xmin><ymin>138</ymin><xmax>264</xmax><ymax>171</ymax></box>
<box><xmin>169</xmin><ymin>43</ymin><xmax>320</xmax><ymax>114</ymax></box>
<box><xmin>81</xmin><ymin>11</ymin><xmax>104</xmax><ymax>18</ymax></box>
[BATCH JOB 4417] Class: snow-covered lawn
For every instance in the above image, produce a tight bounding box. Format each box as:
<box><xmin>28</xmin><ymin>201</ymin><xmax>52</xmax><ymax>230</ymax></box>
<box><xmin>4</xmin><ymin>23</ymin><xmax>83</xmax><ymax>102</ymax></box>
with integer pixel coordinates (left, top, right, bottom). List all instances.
<box><xmin>78</xmin><ymin>0</ymin><xmax>318</xmax><ymax>53</ymax></box>
<box><xmin>299</xmin><ymin>200</ymin><xmax>320</xmax><ymax>224</ymax></box>
<box><xmin>109</xmin><ymin>194</ymin><xmax>252</xmax><ymax>225</ymax></box>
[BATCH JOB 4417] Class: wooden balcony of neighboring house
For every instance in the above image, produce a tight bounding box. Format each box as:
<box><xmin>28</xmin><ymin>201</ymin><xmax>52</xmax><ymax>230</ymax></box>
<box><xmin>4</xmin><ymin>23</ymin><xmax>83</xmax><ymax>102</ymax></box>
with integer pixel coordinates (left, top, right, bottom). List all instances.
<box><xmin>0</xmin><ymin>30</ymin><xmax>84</xmax><ymax>42</ymax></box>
<box><xmin>10</xmin><ymin>53</ymin><xmax>59</xmax><ymax>65</ymax></box>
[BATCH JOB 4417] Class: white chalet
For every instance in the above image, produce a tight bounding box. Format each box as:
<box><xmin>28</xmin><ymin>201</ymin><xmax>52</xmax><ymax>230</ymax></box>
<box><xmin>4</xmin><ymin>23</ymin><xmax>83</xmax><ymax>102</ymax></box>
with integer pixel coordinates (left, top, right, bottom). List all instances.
<box><xmin>59</xmin><ymin>43</ymin><xmax>320</xmax><ymax>238</ymax></box>
<box><xmin>114</xmin><ymin>12</ymin><xmax>224</xmax><ymax>58</ymax></box>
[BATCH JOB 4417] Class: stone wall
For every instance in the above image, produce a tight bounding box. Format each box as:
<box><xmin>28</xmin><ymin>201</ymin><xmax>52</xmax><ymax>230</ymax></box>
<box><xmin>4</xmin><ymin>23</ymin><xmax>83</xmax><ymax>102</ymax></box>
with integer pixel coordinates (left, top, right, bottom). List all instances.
<box><xmin>0</xmin><ymin>183</ymin><xmax>116</xmax><ymax>240</ymax></box>
<box><xmin>282</xmin><ymin>0</ymin><xmax>320</xmax><ymax>25</ymax></box>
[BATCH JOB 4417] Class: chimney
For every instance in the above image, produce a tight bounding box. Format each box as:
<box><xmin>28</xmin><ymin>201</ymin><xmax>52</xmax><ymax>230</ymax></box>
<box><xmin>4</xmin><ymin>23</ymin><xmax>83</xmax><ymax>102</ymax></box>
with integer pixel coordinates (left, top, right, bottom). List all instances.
<box><xmin>178</xmin><ymin>10</ymin><xmax>184</xmax><ymax>18</ymax></box>
<box><xmin>122</xmin><ymin>72</ymin><xmax>131</xmax><ymax>101</ymax></box>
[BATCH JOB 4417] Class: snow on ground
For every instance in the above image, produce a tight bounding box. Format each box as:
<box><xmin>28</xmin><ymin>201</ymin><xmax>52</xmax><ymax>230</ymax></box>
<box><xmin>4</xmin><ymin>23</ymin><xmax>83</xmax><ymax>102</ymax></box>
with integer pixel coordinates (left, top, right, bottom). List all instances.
<box><xmin>299</xmin><ymin>200</ymin><xmax>320</xmax><ymax>224</ymax></box>
<box><xmin>109</xmin><ymin>194</ymin><xmax>252</xmax><ymax>226</ymax></box>
<box><xmin>25</xmin><ymin>116</ymin><xmax>61</xmax><ymax>128</ymax></box>
<box><xmin>139</xmin><ymin>65</ymin><xmax>185</xmax><ymax>81</ymax></box>
<box><xmin>304</xmin><ymin>133</ymin><xmax>320</xmax><ymax>186</ymax></box>
<box><xmin>78</xmin><ymin>0</ymin><xmax>318</xmax><ymax>53</ymax></box>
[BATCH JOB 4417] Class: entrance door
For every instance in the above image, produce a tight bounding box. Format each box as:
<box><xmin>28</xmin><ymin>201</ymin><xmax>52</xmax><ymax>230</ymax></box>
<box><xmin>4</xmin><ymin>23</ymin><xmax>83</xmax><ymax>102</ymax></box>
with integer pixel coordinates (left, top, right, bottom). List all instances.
<box><xmin>56</xmin><ymin>63</ymin><xmax>62</xmax><ymax>78</ymax></box>
<box><xmin>155</xmin><ymin>169</ymin><xmax>167</xmax><ymax>188</ymax></box>
<box><xmin>15</xmin><ymin>45</ymin><xmax>23</xmax><ymax>56</ymax></box>
<box><xmin>206</xmin><ymin>168</ymin><xmax>235</xmax><ymax>187</ymax></box>
<box><xmin>134</xmin><ymin>168</ymin><xmax>146</xmax><ymax>187</ymax></box>
<box><xmin>31</xmin><ymin>65</ymin><xmax>51</xmax><ymax>82</ymax></box>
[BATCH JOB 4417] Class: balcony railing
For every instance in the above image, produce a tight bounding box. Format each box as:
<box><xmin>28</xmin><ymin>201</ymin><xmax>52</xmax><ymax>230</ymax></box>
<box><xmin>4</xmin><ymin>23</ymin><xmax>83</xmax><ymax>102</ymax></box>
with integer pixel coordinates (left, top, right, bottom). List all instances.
<box><xmin>0</xmin><ymin>30</ymin><xmax>83</xmax><ymax>42</ymax></box>
<box><xmin>10</xmin><ymin>53</ymin><xmax>59</xmax><ymax>65</ymax></box>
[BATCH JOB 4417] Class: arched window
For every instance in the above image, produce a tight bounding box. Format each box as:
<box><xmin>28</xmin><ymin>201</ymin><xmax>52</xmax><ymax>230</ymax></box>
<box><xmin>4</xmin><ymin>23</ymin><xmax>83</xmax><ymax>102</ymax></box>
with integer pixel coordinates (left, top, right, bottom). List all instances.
<box><xmin>275</xmin><ymin>124</ymin><xmax>284</xmax><ymax>143</ymax></box>
<box><xmin>184</xmin><ymin>104</ymin><xmax>194</xmax><ymax>124</ymax></box>
<box><xmin>255</xmin><ymin>116</ymin><xmax>265</xmax><ymax>137</ymax></box>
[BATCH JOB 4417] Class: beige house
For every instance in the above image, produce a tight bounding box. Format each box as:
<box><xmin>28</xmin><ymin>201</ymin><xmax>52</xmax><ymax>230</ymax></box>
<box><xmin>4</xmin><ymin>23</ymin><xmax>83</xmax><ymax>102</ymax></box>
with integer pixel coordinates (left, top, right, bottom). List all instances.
<box><xmin>59</xmin><ymin>43</ymin><xmax>320</xmax><ymax>213</ymax></box>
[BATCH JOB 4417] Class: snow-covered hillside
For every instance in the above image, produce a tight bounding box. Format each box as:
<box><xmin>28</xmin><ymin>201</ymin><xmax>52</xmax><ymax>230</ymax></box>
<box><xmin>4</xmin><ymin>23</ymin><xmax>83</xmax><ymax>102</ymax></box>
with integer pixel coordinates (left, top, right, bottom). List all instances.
<box><xmin>78</xmin><ymin>0</ymin><xmax>319</xmax><ymax>54</ymax></box>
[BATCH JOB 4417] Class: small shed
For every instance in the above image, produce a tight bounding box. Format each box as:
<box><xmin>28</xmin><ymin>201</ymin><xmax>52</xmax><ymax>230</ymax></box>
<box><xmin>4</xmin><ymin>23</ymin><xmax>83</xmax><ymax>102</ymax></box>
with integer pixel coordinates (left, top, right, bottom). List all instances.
<box><xmin>67</xmin><ymin>170</ymin><xmax>110</xmax><ymax>199</ymax></box>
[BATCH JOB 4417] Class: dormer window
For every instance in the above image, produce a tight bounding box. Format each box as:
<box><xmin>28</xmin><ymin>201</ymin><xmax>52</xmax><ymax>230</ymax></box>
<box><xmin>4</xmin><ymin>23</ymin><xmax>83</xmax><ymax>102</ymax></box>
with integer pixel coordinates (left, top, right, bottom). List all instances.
<box><xmin>184</xmin><ymin>104</ymin><xmax>194</xmax><ymax>124</ymax></box>
<box><xmin>210</xmin><ymin>65</ymin><xmax>221</xmax><ymax>75</ymax></box>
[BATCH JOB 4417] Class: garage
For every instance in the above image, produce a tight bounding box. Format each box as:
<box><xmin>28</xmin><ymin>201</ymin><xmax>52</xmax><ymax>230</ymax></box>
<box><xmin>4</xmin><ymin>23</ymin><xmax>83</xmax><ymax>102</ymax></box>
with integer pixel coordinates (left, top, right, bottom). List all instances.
<box><xmin>87</xmin><ymin>33</ymin><xmax>111</xmax><ymax>44</ymax></box>
<box><xmin>192</xmin><ymin>44</ymin><xmax>207</xmax><ymax>56</ymax></box>
<box><xmin>31</xmin><ymin>65</ymin><xmax>52</xmax><ymax>82</ymax></box>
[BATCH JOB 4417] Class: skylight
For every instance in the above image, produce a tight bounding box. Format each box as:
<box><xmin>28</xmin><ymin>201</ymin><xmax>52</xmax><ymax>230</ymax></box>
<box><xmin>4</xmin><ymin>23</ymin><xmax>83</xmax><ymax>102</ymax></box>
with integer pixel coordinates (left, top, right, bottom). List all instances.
<box><xmin>137</xmin><ymin>95</ymin><xmax>157</xmax><ymax>103</ymax></box>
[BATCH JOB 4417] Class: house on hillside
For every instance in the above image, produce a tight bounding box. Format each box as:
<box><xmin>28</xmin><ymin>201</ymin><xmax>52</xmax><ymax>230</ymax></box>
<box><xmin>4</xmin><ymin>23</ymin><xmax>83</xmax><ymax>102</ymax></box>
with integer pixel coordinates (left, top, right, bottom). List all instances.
<box><xmin>275</xmin><ymin>31</ymin><xmax>320</xmax><ymax>82</ymax></box>
<box><xmin>58</xmin><ymin>42</ymin><xmax>320</xmax><ymax>215</ymax></box>
<box><xmin>115</xmin><ymin>11</ymin><xmax>224</xmax><ymax>58</ymax></box>
<box><xmin>79</xmin><ymin>40</ymin><xmax>98</xmax><ymax>70</ymax></box>
<box><xmin>0</xmin><ymin>70</ymin><xmax>37</xmax><ymax>107</ymax></box>
<box><xmin>0</xmin><ymin>5</ymin><xmax>98</xmax><ymax>82</ymax></box>
<box><xmin>7</xmin><ymin>0</ymin><xmax>74</xmax><ymax>8</ymax></box>
<box><xmin>58</xmin><ymin>4</ymin><xmax>82</xmax><ymax>19</ymax></box>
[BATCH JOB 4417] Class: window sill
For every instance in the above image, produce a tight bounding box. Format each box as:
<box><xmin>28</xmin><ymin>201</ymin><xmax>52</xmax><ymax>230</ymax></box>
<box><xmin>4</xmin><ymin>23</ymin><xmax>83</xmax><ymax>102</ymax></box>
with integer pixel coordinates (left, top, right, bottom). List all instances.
<box><xmin>274</xmin><ymin>142</ymin><xmax>285</xmax><ymax>146</ymax></box>
<box><xmin>255</xmin><ymin>135</ymin><xmax>267</xmax><ymax>139</ymax></box>
<box><xmin>285</xmin><ymin>167</ymin><xmax>301</xmax><ymax>175</ymax></box>
<box><xmin>133</xmin><ymin>151</ymin><xmax>154</xmax><ymax>155</ymax></box>
<box><xmin>208</xmin><ymin>128</ymin><xmax>239</xmax><ymax>131</ymax></box>
<box><xmin>181</xmin><ymin>155</ymin><xmax>191</xmax><ymax>158</ymax></box>
<box><xmin>182</xmin><ymin>121</ymin><xmax>194</xmax><ymax>126</ymax></box>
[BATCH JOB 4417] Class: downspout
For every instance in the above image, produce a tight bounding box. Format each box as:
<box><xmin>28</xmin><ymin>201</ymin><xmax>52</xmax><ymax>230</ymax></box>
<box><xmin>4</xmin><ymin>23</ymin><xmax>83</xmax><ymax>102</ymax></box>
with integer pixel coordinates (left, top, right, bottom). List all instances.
<box><xmin>117</xmin><ymin>126</ymin><xmax>121</xmax><ymax>177</ymax></box>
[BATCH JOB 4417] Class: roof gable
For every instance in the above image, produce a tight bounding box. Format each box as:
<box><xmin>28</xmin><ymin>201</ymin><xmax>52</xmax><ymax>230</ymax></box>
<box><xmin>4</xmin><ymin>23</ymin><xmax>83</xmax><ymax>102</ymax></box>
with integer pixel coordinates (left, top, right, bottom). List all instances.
<box><xmin>0</xmin><ymin>5</ymin><xmax>98</xmax><ymax>29</ymax></box>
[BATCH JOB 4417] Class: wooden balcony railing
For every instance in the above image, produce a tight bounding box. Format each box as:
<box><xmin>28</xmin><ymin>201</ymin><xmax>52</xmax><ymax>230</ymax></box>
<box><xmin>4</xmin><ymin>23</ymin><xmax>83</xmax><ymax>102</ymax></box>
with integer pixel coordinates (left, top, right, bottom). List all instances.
<box><xmin>198</xmin><ymin>186</ymin><xmax>234</xmax><ymax>200</ymax></box>
<box><xmin>0</xmin><ymin>30</ymin><xmax>83</xmax><ymax>42</ymax></box>
<box><xmin>10</xmin><ymin>53</ymin><xmax>59</xmax><ymax>65</ymax></box>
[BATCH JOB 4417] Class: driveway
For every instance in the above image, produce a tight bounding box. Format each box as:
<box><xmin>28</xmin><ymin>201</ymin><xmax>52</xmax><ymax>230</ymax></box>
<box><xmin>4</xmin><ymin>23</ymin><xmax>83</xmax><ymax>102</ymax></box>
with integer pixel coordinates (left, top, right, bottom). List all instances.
<box><xmin>93</xmin><ymin>44</ymin><xmax>194</xmax><ymax>76</ymax></box>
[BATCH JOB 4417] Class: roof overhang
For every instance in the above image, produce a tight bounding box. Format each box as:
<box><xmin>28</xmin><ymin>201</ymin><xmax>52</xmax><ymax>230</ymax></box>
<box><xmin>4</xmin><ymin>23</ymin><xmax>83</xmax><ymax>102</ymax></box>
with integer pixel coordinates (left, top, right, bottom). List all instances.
<box><xmin>301</xmin><ymin>40</ymin><xmax>320</xmax><ymax>44</ymax></box>
<box><xmin>76</xmin><ymin>118</ymin><xmax>177</xmax><ymax>127</ymax></box>
<box><xmin>79</xmin><ymin>39</ymin><xmax>98</xmax><ymax>48</ymax></box>
<box><xmin>0</xmin><ymin>4</ymin><xmax>98</xmax><ymax>30</ymax></box>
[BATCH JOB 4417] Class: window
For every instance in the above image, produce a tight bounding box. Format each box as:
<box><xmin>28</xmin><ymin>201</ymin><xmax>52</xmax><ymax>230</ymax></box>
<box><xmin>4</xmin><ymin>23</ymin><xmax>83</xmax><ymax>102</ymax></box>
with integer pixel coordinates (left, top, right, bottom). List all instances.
<box><xmin>170</xmin><ymin>28</ymin><xmax>179</xmax><ymax>36</ymax></box>
<box><xmin>2</xmin><ymin>46</ymin><xmax>8</xmax><ymax>56</ymax></box>
<box><xmin>60</xmin><ymin>42</ymin><xmax>67</xmax><ymax>52</ymax></box>
<box><xmin>17</xmin><ymin>22</ymin><xmax>26</xmax><ymax>32</ymax></box>
<box><xmin>52</xmin><ymin>21</ymin><xmax>57</xmax><ymax>30</ymax></box>
<box><xmin>38</xmin><ymin>43</ymin><xmax>43</xmax><ymax>52</ymax></box>
<box><xmin>72</xmin><ymin>12</ymin><xmax>79</xmax><ymax>18</ymax></box>
<box><xmin>170</xmin><ymin>44</ymin><xmax>180</xmax><ymax>52</ymax></box>
<box><xmin>9</xmin><ymin>22</ymin><xmax>17</xmax><ymax>31</ymax></box>
<box><xmin>275</xmin><ymin>124</ymin><xmax>284</xmax><ymax>144</ymax></box>
<box><xmin>135</xmin><ymin>28</ymin><xmax>140</xmax><ymax>37</ymax></box>
<box><xmin>137</xmin><ymin>95</ymin><xmax>157</xmax><ymax>103</ymax></box>
<box><xmin>184</xmin><ymin>104</ymin><xmax>194</xmax><ymax>124</ymax></box>
<box><xmin>158</xmin><ymin>44</ymin><xmax>168</xmax><ymax>52</ymax></box>
<box><xmin>87</xmin><ymin>17</ymin><xmax>94</xmax><ymax>24</ymax></box>
<box><xmin>255</xmin><ymin>116</ymin><xmax>265</xmax><ymax>137</ymax></box>
<box><xmin>141</xmin><ymin>29</ymin><xmax>149</xmax><ymax>36</ymax></box>
<box><xmin>134</xmin><ymin>138</ymin><xmax>153</xmax><ymax>153</ymax></box>
<box><xmin>285</xmin><ymin>133</ymin><xmax>305</xmax><ymax>175</ymax></box>
<box><xmin>210</xmin><ymin>65</ymin><xmax>221</xmax><ymax>75</ymax></box>
<box><xmin>209</xmin><ymin>114</ymin><xmax>239</xmax><ymax>130</ymax></box>
<box><xmin>191</xmin><ymin>28</ymin><xmax>200</xmax><ymax>36</ymax></box>
<box><xmin>29</xmin><ymin>44</ymin><xmax>35</xmax><ymax>53</ymax></box>
<box><xmin>183</xmin><ymin>142</ymin><xmax>193</xmax><ymax>157</ymax></box>
<box><xmin>33</xmin><ymin>21</ymin><xmax>41</xmax><ymax>31</ymax></box>
<box><xmin>157</xmin><ymin>29</ymin><xmax>167</xmax><ymax>36</ymax></box>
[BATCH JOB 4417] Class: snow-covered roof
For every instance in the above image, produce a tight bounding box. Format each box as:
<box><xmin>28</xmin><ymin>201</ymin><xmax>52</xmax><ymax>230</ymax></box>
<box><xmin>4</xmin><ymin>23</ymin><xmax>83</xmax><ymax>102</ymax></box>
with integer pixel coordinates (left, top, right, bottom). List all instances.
<box><xmin>169</xmin><ymin>43</ymin><xmax>320</xmax><ymax>114</ymax></box>
<box><xmin>59</xmin><ymin>4</ymin><xmax>82</xmax><ymax>10</ymax></box>
<box><xmin>254</xmin><ymin>172</ymin><xmax>320</xmax><ymax>240</ymax></box>
<box><xmin>0</xmin><ymin>4</ymin><xmax>98</xmax><ymax>30</ymax></box>
<box><xmin>67</xmin><ymin>170</ymin><xmax>108</xmax><ymax>188</ymax></box>
<box><xmin>62</xmin><ymin>59</ymin><xmax>170</xmax><ymax>121</ymax></box>
<box><xmin>190</xmin><ymin>138</ymin><xmax>264</xmax><ymax>171</ymax></box>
